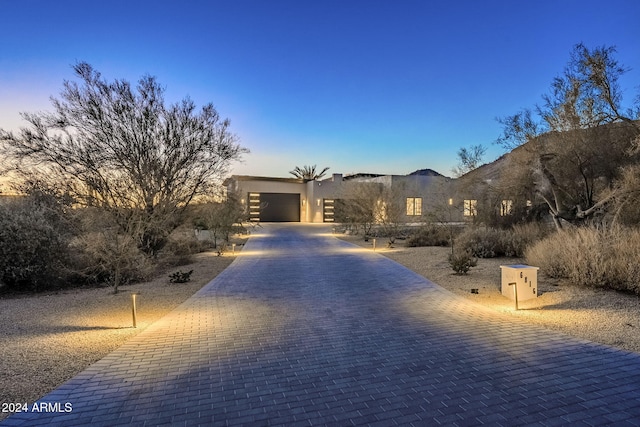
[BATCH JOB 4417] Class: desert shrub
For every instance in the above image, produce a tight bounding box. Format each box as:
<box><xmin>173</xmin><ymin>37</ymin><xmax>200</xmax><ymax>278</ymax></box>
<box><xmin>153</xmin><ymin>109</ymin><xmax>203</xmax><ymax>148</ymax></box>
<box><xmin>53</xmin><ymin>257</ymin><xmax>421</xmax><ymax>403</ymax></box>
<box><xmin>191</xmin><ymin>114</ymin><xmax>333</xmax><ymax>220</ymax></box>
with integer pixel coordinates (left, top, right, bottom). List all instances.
<box><xmin>456</xmin><ymin>223</ymin><xmax>549</xmax><ymax>258</ymax></box>
<box><xmin>169</xmin><ymin>269</ymin><xmax>193</xmax><ymax>283</ymax></box>
<box><xmin>0</xmin><ymin>196</ymin><xmax>73</xmax><ymax>291</ymax></box>
<box><xmin>71</xmin><ymin>230</ymin><xmax>153</xmax><ymax>292</ymax></box>
<box><xmin>158</xmin><ymin>229</ymin><xmax>208</xmax><ymax>267</ymax></box>
<box><xmin>525</xmin><ymin>226</ymin><xmax>640</xmax><ymax>294</ymax></box>
<box><xmin>505</xmin><ymin>222</ymin><xmax>551</xmax><ymax>257</ymax></box>
<box><xmin>456</xmin><ymin>227</ymin><xmax>508</xmax><ymax>258</ymax></box>
<box><xmin>405</xmin><ymin>224</ymin><xmax>453</xmax><ymax>247</ymax></box>
<box><xmin>448</xmin><ymin>250</ymin><xmax>478</xmax><ymax>275</ymax></box>
<box><xmin>524</xmin><ymin>232</ymin><xmax>570</xmax><ymax>278</ymax></box>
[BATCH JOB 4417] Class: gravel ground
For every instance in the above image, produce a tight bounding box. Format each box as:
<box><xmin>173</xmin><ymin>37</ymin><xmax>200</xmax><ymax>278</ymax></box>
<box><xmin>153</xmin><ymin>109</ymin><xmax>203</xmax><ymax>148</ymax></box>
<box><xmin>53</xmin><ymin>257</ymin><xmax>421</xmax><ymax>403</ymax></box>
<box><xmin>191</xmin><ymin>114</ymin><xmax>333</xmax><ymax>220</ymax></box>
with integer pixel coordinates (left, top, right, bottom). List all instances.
<box><xmin>2</xmin><ymin>233</ymin><xmax>640</xmax><ymax>420</ymax></box>
<box><xmin>0</xmin><ymin>250</ymin><xmax>235</xmax><ymax>420</ymax></box>
<box><xmin>340</xmin><ymin>235</ymin><xmax>640</xmax><ymax>355</ymax></box>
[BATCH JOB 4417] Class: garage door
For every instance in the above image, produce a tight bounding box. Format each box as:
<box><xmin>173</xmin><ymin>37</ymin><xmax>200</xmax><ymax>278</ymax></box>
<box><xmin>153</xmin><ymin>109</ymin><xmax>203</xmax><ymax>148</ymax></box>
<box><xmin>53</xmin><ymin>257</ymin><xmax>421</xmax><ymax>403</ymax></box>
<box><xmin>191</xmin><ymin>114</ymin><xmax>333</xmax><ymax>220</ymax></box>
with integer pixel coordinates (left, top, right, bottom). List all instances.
<box><xmin>249</xmin><ymin>192</ymin><xmax>300</xmax><ymax>222</ymax></box>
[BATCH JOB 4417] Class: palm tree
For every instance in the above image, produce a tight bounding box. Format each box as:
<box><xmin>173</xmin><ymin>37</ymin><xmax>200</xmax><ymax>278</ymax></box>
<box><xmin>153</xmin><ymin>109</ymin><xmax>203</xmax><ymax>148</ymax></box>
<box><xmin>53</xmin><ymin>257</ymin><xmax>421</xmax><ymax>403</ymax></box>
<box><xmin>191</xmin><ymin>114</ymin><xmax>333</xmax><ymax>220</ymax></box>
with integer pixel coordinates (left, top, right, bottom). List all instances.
<box><xmin>289</xmin><ymin>165</ymin><xmax>330</xmax><ymax>182</ymax></box>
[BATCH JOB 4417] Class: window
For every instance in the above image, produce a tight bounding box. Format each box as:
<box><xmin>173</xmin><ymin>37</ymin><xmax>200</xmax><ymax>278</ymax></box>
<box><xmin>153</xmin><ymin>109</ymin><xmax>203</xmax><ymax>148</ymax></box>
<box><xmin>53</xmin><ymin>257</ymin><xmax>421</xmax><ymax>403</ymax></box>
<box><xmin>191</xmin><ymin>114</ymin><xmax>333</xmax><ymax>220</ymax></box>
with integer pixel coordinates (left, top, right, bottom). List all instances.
<box><xmin>406</xmin><ymin>197</ymin><xmax>422</xmax><ymax>216</ymax></box>
<box><xmin>463</xmin><ymin>199</ymin><xmax>477</xmax><ymax>217</ymax></box>
<box><xmin>500</xmin><ymin>200</ymin><xmax>513</xmax><ymax>216</ymax></box>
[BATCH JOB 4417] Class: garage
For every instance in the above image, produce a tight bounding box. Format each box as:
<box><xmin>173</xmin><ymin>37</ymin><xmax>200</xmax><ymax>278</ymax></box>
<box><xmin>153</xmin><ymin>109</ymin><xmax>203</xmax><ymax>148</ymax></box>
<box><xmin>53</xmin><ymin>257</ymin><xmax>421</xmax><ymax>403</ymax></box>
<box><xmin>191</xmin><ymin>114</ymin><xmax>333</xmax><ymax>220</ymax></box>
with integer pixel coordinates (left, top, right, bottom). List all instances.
<box><xmin>249</xmin><ymin>192</ymin><xmax>301</xmax><ymax>222</ymax></box>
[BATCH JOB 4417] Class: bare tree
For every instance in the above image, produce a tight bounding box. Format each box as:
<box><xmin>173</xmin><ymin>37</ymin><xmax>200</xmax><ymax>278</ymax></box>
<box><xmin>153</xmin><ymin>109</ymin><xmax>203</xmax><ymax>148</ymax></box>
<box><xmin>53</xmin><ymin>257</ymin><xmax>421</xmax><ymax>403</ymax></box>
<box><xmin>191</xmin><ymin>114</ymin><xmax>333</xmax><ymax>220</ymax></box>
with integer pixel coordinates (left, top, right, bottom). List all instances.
<box><xmin>335</xmin><ymin>181</ymin><xmax>382</xmax><ymax>237</ymax></box>
<box><xmin>194</xmin><ymin>193</ymin><xmax>247</xmax><ymax>249</ymax></box>
<box><xmin>289</xmin><ymin>165</ymin><xmax>330</xmax><ymax>181</ymax></box>
<box><xmin>452</xmin><ymin>144</ymin><xmax>487</xmax><ymax>177</ymax></box>
<box><xmin>1</xmin><ymin>62</ymin><xmax>247</xmax><ymax>254</ymax></box>
<box><xmin>496</xmin><ymin>44</ymin><xmax>640</xmax><ymax>229</ymax></box>
<box><xmin>375</xmin><ymin>185</ymin><xmax>407</xmax><ymax>247</ymax></box>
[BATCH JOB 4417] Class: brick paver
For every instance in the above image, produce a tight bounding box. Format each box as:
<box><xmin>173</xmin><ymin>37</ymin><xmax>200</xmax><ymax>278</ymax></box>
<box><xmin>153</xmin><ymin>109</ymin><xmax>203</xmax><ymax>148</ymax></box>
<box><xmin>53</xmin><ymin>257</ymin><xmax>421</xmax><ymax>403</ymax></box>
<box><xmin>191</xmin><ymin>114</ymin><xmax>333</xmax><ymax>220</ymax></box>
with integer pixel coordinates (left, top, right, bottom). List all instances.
<box><xmin>3</xmin><ymin>223</ymin><xmax>640</xmax><ymax>426</ymax></box>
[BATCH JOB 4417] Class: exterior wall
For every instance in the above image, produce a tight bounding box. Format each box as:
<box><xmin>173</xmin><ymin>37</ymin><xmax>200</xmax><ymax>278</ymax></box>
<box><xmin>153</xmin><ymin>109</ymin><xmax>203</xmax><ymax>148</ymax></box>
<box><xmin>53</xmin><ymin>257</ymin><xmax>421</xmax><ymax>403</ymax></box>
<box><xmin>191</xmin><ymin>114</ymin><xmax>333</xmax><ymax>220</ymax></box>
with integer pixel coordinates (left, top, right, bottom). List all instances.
<box><xmin>225</xmin><ymin>173</ymin><xmax>463</xmax><ymax>223</ymax></box>
<box><xmin>305</xmin><ymin>174</ymin><xmax>344</xmax><ymax>223</ymax></box>
<box><xmin>388</xmin><ymin>175</ymin><xmax>455</xmax><ymax>222</ymax></box>
<box><xmin>345</xmin><ymin>174</ymin><xmax>460</xmax><ymax>223</ymax></box>
<box><xmin>226</xmin><ymin>176</ymin><xmax>308</xmax><ymax>222</ymax></box>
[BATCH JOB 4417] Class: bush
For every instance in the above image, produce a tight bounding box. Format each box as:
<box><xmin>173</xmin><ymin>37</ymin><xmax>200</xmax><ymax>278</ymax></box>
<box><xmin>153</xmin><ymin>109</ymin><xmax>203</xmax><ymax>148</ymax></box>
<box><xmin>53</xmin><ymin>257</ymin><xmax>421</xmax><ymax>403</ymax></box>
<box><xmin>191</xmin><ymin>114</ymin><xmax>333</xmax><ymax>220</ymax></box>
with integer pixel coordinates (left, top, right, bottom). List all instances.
<box><xmin>456</xmin><ymin>223</ymin><xmax>549</xmax><ymax>258</ymax></box>
<box><xmin>405</xmin><ymin>224</ymin><xmax>453</xmax><ymax>247</ymax></box>
<box><xmin>71</xmin><ymin>230</ymin><xmax>153</xmax><ymax>292</ymax></box>
<box><xmin>456</xmin><ymin>227</ymin><xmax>507</xmax><ymax>258</ymax></box>
<box><xmin>525</xmin><ymin>226</ymin><xmax>640</xmax><ymax>294</ymax></box>
<box><xmin>505</xmin><ymin>222</ymin><xmax>551</xmax><ymax>257</ymax></box>
<box><xmin>0</xmin><ymin>196</ymin><xmax>73</xmax><ymax>291</ymax></box>
<box><xmin>158</xmin><ymin>229</ymin><xmax>208</xmax><ymax>267</ymax></box>
<box><xmin>169</xmin><ymin>269</ymin><xmax>193</xmax><ymax>283</ymax></box>
<box><xmin>448</xmin><ymin>250</ymin><xmax>478</xmax><ymax>275</ymax></box>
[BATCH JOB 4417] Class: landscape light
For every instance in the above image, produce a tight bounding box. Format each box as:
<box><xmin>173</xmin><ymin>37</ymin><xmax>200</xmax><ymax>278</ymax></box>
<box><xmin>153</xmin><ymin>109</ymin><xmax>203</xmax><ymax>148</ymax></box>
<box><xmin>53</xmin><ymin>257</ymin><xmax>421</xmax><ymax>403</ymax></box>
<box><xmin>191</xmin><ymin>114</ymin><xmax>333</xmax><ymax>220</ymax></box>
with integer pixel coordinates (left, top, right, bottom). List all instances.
<box><xmin>131</xmin><ymin>292</ymin><xmax>140</xmax><ymax>328</ymax></box>
<box><xmin>508</xmin><ymin>282</ymin><xmax>518</xmax><ymax>310</ymax></box>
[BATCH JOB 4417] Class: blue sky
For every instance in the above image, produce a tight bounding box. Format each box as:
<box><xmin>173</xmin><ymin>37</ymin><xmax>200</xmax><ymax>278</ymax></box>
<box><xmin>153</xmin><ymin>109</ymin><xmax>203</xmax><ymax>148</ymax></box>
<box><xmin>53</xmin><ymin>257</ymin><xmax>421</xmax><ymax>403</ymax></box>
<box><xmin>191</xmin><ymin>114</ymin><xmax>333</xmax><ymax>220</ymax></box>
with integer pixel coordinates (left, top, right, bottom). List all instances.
<box><xmin>1</xmin><ymin>0</ymin><xmax>639</xmax><ymax>178</ymax></box>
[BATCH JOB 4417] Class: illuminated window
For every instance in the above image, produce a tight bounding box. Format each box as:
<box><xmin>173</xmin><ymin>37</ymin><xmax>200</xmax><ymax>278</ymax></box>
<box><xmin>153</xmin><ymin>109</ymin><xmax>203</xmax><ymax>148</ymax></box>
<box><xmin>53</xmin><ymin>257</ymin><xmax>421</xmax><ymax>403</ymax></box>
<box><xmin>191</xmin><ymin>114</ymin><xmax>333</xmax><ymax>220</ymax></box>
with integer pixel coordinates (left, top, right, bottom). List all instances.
<box><xmin>463</xmin><ymin>199</ymin><xmax>477</xmax><ymax>217</ymax></box>
<box><xmin>500</xmin><ymin>200</ymin><xmax>513</xmax><ymax>216</ymax></box>
<box><xmin>248</xmin><ymin>193</ymin><xmax>261</xmax><ymax>222</ymax></box>
<box><xmin>323</xmin><ymin>199</ymin><xmax>335</xmax><ymax>222</ymax></box>
<box><xmin>406</xmin><ymin>197</ymin><xmax>422</xmax><ymax>216</ymax></box>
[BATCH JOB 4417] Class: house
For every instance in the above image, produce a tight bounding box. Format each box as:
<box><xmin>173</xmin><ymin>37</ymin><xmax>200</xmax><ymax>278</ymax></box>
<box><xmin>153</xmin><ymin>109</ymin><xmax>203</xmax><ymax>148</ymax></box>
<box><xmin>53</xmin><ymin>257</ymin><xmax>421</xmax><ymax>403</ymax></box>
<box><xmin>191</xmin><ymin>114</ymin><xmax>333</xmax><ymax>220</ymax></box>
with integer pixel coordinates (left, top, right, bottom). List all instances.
<box><xmin>224</xmin><ymin>169</ymin><xmax>468</xmax><ymax>223</ymax></box>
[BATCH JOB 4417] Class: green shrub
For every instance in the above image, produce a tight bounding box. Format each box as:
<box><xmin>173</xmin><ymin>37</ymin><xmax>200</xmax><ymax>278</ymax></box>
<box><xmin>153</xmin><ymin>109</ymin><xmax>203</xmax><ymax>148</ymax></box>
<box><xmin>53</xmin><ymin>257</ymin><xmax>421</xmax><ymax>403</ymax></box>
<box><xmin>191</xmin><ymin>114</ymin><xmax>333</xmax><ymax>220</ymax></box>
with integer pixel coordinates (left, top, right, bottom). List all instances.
<box><xmin>525</xmin><ymin>226</ymin><xmax>640</xmax><ymax>294</ymax></box>
<box><xmin>0</xmin><ymin>196</ymin><xmax>73</xmax><ymax>291</ymax></box>
<box><xmin>456</xmin><ymin>227</ymin><xmax>506</xmax><ymax>258</ymax></box>
<box><xmin>456</xmin><ymin>223</ymin><xmax>549</xmax><ymax>258</ymax></box>
<box><xmin>448</xmin><ymin>250</ymin><xmax>478</xmax><ymax>275</ymax></box>
<box><xmin>169</xmin><ymin>269</ymin><xmax>193</xmax><ymax>283</ymax></box>
<box><xmin>405</xmin><ymin>224</ymin><xmax>454</xmax><ymax>247</ymax></box>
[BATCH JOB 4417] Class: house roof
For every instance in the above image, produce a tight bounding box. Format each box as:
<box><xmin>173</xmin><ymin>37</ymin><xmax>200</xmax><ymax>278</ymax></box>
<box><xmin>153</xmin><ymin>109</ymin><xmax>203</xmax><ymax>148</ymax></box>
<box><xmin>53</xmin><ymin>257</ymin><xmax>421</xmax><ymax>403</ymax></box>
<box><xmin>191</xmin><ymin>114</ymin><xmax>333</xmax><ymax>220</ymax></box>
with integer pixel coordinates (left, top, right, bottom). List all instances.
<box><xmin>224</xmin><ymin>175</ymin><xmax>305</xmax><ymax>185</ymax></box>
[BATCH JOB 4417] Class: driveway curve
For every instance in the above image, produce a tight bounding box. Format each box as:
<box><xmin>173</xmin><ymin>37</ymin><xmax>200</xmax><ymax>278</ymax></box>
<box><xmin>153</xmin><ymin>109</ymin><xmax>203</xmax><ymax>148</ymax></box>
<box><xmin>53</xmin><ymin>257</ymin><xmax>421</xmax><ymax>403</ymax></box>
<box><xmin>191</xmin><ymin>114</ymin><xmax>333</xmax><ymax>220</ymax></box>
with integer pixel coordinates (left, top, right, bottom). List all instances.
<box><xmin>3</xmin><ymin>223</ymin><xmax>640</xmax><ymax>426</ymax></box>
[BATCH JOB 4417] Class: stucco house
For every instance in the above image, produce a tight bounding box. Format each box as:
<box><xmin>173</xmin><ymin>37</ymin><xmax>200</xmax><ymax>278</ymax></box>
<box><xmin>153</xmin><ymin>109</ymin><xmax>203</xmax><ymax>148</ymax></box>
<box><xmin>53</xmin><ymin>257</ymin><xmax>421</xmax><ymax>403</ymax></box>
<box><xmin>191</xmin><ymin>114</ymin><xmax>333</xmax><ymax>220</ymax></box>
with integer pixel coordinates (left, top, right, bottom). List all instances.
<box><xmin>224</xmin><ymin>170</ymin><xmax>474</xmax><ymax>223</ymax></box>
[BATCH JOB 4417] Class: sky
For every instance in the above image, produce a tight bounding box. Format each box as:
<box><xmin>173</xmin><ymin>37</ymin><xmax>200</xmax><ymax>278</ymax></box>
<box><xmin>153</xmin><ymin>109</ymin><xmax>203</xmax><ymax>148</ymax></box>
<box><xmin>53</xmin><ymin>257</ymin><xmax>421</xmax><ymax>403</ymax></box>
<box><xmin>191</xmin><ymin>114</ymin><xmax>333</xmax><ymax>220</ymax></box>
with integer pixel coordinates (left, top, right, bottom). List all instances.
<box><xmin>1</xmin><ymin>0</ymin><xmax>639</xmax><ymax>179</ymax></box>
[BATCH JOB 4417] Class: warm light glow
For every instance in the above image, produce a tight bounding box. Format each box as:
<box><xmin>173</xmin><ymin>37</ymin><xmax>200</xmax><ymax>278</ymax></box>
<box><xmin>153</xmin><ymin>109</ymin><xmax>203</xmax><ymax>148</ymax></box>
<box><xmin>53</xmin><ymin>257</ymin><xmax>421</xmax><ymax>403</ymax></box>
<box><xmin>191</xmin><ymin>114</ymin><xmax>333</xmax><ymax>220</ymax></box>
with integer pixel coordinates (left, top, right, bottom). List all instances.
<box><xmin>500</xmin><ymin>200</ymin><xmax>513</xmax><ymax>216</ymax></box>
<box><xmin>463</xmin><ymin>199</ymin><xmax>477</xmax><ymax>216</ymax></box>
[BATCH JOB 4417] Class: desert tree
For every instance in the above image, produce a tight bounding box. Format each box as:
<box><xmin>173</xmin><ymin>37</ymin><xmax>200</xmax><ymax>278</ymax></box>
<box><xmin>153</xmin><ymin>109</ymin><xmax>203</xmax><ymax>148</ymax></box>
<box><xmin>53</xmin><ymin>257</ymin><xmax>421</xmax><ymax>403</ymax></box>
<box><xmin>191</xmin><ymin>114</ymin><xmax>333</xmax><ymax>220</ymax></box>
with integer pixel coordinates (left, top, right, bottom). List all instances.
<box><xmin>0</xmin><ymin>62</ymin><xmax>247</xmax><ymax>254</ymax></box>
<box><xmin>375</xmin><ymin>185</ymin><xmax>408</xmax><ymax>247</ymax></box>
<box><xmin>289</xmin><ymin>164</ymin><xmax>330</xmax><ymax>181</ymax></box>
<box><xmin>71</xmin><ymin>209</ymin><xmax>152</xmax><ymax>293</ymax></box>
<box><xmin>496</xmin><ymin>44</ymin><xmax>640</xmax><ymax>229</ymax></box>
<box><xmin>193</xmin><ymin>193</ymin><xmax>247</xmax><ymax>248</ymax></box>
<box><xmin>335</xmin><ymin>181</ymin><xmax>383</xmax><ymax>237</ymax></box>
<box><xmin>451</xmin><ymin>144</ymin><xmax>487</xmax><ymax>177</ymax></box>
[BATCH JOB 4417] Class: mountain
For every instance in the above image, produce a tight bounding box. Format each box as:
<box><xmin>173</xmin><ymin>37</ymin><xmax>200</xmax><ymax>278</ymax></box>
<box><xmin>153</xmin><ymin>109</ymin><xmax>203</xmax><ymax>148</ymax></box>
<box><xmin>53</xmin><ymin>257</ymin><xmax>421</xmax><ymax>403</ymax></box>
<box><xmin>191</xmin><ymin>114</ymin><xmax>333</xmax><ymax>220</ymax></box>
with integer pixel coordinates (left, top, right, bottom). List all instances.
<box><xmin>407</xmin><ymin>168</ymin><xmax>444</xmax><ymax>177</ymax></box>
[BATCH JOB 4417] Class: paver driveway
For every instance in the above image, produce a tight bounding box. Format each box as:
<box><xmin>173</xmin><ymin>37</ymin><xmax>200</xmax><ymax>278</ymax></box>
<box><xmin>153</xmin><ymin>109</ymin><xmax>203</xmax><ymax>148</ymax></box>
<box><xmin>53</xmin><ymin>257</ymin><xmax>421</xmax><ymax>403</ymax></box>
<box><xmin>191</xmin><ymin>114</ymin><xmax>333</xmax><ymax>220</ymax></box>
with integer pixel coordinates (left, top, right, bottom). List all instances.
<box><xmin>4</xmin><ymin>223</ymin><xmax>640</xmax><ymax>426</ymax></box>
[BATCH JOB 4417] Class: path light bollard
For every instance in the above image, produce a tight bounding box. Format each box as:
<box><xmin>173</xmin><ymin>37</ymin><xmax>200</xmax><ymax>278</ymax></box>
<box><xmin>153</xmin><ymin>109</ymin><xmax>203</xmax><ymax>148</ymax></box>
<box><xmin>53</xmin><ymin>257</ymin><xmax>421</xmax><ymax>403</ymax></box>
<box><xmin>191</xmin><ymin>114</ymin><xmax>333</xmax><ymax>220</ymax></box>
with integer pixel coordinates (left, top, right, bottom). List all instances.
<box><xmin>232</xmin><ymin>243</ymin><xmax>236</xmax><ymax>254</ymax></box>
<box><xmin>131</xmin><ymin>292</ymin><xmax>140</xmax><ymax>328</ymax></box>
<box><xmin>373</xmin><ymin>238</ymin><xmax>376</xmax><ymax>251</ymax></box>
<box><xmin>508</xmin><ymin>282</ymin><xmax>518</xmax><ymax>310</ymax></box>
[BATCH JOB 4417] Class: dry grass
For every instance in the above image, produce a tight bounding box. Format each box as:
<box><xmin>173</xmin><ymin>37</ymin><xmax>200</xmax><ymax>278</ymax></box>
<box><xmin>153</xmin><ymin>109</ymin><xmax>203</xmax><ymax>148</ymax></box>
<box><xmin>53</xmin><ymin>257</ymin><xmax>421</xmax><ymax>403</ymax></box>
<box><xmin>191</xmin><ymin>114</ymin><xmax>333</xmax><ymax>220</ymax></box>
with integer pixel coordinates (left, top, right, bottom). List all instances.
<box><xmin>526</xmin><ymin>226</ymin><xmax>640</xmax><ymax>293</ymax></box>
